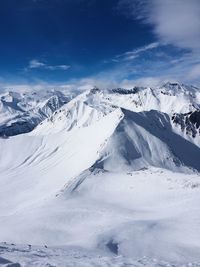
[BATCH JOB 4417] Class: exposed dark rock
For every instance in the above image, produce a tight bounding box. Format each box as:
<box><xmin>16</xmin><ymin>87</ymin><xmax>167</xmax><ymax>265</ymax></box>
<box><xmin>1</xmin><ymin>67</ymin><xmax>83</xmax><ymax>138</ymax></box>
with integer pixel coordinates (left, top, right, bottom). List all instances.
<box><xmin>172</xmin><ymin>110</ymin><xmax>200</xmax><ymax>138</ymax></box>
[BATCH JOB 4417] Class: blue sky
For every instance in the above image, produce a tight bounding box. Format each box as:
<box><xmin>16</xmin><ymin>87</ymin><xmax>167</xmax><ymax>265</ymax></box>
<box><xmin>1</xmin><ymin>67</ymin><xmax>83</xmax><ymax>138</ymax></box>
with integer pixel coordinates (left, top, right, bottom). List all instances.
<box><xmin>0</xmin><ymin>0</ymin><xmax>200</xmax><ymax>90</ymax></box>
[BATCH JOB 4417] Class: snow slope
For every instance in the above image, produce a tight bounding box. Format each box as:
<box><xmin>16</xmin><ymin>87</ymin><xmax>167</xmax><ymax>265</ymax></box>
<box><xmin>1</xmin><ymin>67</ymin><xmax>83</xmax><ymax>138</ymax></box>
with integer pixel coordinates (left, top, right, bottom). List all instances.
<box><xmin>1</xmin><ymin>169</ymin><xmax>200</xmax><ymax>266</ymax></box>
<box><xmin>0</xmin><ymin>82</ymin><xmax>200</xmax><ymax>266</ymax></box>
<box><xmin>0</xmin><ymin>108</ymin><xmax>122</xmax><ymax>214</ymax></box>
<box><xmin>94</xmin><ymin>109</ymin><xmax>200</xmax><ymax>172</ymax></box>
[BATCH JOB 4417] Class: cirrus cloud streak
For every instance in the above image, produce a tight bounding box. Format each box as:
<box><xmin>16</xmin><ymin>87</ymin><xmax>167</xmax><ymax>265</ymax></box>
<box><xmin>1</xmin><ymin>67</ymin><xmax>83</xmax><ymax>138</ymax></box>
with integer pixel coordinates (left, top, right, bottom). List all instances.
<box><xmin>28</xmin><ymin>59</ymin><xmax>71</xmax><ymax>71</ymax></box>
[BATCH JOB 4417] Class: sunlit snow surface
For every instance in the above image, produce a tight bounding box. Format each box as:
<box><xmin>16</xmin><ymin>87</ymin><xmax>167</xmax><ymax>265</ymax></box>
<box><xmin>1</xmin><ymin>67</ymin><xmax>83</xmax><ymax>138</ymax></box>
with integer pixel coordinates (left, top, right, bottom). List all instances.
<box><xmin>1</xmin><ymin>242</ymin><xmax>200</xmax><ymax>267</ymax></box>
<box><xmin>1</xmin><ymin>169</ymin><xmax>200</xmax><ymax>266</ymax></box>
<box><xmin>0</xmin><ymin>83</ymin><xmax>200</xmax><ymax>266</ymax></box>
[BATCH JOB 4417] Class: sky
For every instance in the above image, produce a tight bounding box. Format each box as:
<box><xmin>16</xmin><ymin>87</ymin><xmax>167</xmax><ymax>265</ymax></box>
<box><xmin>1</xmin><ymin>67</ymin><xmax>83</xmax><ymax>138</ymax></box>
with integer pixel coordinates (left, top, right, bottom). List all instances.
<box><xmin>0</xmin><ymin>0</ymin><xmax>200</xmax><ymax>91</ymax></box>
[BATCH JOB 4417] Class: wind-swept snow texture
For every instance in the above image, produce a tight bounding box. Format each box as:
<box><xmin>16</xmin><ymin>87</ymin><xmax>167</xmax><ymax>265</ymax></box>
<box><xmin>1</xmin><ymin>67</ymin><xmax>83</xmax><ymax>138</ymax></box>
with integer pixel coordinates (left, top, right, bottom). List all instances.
<box><xmin>0</xmin><ymin>82</ymin><xmax>200</xmax><ymax>266</ymax></box>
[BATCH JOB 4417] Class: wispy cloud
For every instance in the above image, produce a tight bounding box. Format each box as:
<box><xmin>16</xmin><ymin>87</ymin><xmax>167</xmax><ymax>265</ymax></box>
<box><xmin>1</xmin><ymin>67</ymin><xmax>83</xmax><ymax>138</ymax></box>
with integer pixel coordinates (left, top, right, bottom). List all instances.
<box><xmin>188</xmin><ymin>64</ymin><xmax>200</xmax><ymax>80</ymax></box>
<box><xmin>115</xmin><ymin>42</ymin><xmax>160</xmax><ymax>61</ymax></box>
<box><xmin>114</xmin><ymin>0</ymin><xmax>200</xmax><ymax>85</ymax></box>
<box><xmin>117</xmin><ymin>0</ymin><xmax>200</xmax><ymax>52</ymax></box>
<box><xmin>28</xmin><ymin>60</ymin><xmax>71</xmax><ymax>71</ymax></box>
<box><xmin>29</xmin><ymin>60</ymin><xmax>46</xmax><ymax>69</ymax></box>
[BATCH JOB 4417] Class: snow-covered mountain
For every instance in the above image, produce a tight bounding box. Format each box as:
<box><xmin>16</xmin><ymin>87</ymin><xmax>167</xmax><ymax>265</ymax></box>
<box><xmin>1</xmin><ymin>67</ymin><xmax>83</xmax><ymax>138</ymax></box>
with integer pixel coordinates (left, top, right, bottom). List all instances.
<box><xmin>0</xmin><ymin>82</ymin><xmax>200</xmax><ymax>266</ymax></box>
<box><xmin>0</xmin><ymin>89</ymin><xmax>74</xmax><ymax>137</ymax></box>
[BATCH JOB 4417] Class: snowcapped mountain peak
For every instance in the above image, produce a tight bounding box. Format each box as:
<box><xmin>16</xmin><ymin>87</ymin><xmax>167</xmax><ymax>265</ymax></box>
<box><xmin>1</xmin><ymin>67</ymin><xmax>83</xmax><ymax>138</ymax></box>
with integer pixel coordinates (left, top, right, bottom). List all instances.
<box><xmin>160</xmin><ymin>81</ymin><xmax>199</xmax><ymax>96</ymax></box>
<box><xmin>88</xmin><ymin>86</ymin><xmax>102</xmax><ymax>94</ymax></box>
<box><xmin>109</xmin><ymin>86</ymin><xmax>146</xmax><ymax>95</ymax></box>
<box><xmin>161</xmin><ymin>81</ymin><xmax>182</xmax><ymax>91</ymax></box>
<box><xmin>0</xmin><ymin>89</ymin><xmax>75</xmax><ymax>137</ymax></box>
<box><xmin>1</xmin><ymin>91</ymin><xmax>21</xmax><ymax>103</ymax></box>
<box><xmin>28</xmin><ymin>83</ymin><xmax>200</xmax><ymax>173</ymax></box>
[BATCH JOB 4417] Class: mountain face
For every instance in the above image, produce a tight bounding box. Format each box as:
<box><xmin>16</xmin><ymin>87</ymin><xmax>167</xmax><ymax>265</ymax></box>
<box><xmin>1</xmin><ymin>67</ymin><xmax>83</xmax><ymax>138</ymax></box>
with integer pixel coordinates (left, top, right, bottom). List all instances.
<box><xmin>172</xmin><ymin>110</ymin><xmax>200</xmax><ymax>138</ymax></box>
<box><xmin>0</xmin><ymin>82</ymin><xmax>200</xmax><ymax>266</ymax></box>
<box><xmin>0</xmin><ymin>90</ymin><xmax>74</xmax><ymax>137</ymax></box>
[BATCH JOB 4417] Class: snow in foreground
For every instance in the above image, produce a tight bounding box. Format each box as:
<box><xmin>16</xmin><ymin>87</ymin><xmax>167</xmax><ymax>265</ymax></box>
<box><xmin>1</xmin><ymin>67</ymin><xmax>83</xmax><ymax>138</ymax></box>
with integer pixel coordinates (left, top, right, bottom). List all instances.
<box><xmin>1</xmin><ymin>169</ymin><xmax>200</xmax><ymax>266</ymax></box>
<box><xmin>1</xmin><ymin>242</ymin><xmax>200</xmax><ymax>267</ymax></box>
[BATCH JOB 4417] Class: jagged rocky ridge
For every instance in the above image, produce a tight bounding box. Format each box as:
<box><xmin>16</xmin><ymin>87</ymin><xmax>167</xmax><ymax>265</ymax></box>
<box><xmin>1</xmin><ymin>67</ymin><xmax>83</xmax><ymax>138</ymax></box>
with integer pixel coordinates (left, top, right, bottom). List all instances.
<box><xmin>172</xmin><ymin>110</ymin><xmax>200</xmax><ymax>138</ymax></box>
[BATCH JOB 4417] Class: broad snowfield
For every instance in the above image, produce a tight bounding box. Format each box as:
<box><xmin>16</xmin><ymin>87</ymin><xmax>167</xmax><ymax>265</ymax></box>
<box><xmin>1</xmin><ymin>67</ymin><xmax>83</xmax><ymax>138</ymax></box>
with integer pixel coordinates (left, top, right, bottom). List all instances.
<box><xmin>0</xmin><ymin>83</ymin><xmax>200</xmax><ymax>266</ymax></box>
